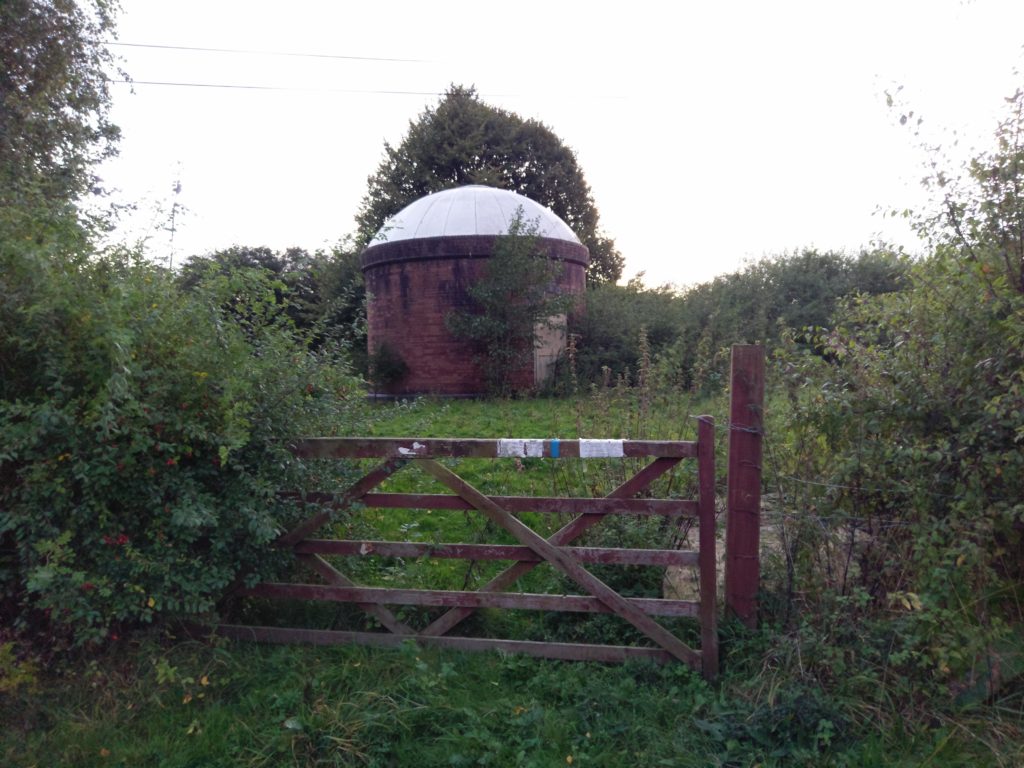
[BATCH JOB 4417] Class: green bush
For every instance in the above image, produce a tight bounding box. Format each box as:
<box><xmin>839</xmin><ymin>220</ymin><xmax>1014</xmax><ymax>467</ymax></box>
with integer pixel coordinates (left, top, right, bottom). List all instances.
<box><xmin>446</xmin><ymin>211</ymin><xmax>573</xmax><ymax>397</ymax></box>
<box><xmin>0</xmin><ymin>245</ymin><xmax>370</xmax><ymax>648</ymax></box>
<box><xmin>656</xmin><ymin>248</ymin><xmax>908</xmax><ymax>392</ymax></box>
<box><xmin>367</xmin><ymin>342</ymin><xmax>409</xmax><ymax>392</ymax></box>
<box><xmin>769</xmin><ymin>92</ymin><xmax>1024</xmax><ymax>684</ymax></box>
<box><xmin>568</xmin><ymin>278</ymin><xmax>684</xmax><ymax>386</ymax></box>
<box><xmin>774</xmin><ymin>253</ymin><xmax>1023</xmax><ymax>677</ymax></box>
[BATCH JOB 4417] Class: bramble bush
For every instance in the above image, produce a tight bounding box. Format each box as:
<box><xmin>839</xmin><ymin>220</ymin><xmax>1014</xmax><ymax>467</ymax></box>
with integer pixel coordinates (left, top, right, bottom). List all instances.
<box><xmin>0</xmin><ymin>241</ymin><xmax>370</xmax><ymax>649</ymax></box>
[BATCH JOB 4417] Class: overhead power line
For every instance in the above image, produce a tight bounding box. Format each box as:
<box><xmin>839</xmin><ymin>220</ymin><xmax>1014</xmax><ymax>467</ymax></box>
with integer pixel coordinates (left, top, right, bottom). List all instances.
<box><xmin>105</xmin><ymin>41</ymin><xmax>431</xmax><ymax>64</ymax></box>
<box><xmin>111</xmin><ymin>80</ymin><xmax>521</xmax><ymax>99</ymax></box>
<box><xmin>112</xmin><ymin>79</ymin><xmax>453</xmax><ymax>96</ymax></box>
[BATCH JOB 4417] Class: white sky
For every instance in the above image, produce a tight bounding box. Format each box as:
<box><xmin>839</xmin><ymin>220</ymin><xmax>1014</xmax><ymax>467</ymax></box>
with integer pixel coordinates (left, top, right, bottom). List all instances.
<box><xmin>97</xmin><ymin>0</ymin><xmax>1024</xmax><ymax>288</ymax></box>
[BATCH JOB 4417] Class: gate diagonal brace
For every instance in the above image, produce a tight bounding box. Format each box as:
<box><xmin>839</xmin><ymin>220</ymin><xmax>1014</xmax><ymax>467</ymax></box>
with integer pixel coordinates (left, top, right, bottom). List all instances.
<box><xmin>275</xmin><ymin>458</ymin><xmax>411</xmax><ymax>634</ymax></box>
<box><xmin>277</xmin><ymin>458</ymin><xmax>407</xmax><ymax>548</ymax></box>
<box><xmin>421</xmin><ymin>456</ymin><xmax>680</xmax><ymax>638</ymax></box>
<box><xmin>417</xmin><ymin>459</ymin><xmax>700</xmax><ymax>668</ymax></box>
<box><xmin>301</xmin><ymin>554</ymin><xmax>414</xmax><ymax>636</ymax></box>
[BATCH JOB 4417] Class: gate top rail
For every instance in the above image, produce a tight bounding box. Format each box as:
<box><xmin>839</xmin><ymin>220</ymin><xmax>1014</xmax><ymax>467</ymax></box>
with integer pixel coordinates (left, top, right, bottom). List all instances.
<box><xmin>289</xmin><ymin>437</ymin><xmax>697</xmax><ymax>460</ymax></box>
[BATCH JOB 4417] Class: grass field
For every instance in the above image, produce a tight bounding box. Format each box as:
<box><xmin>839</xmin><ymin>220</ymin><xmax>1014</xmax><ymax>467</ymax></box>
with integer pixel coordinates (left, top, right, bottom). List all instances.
<box><xmin>2</xmin><ymin>393</ymin><xmax>1021</xmax><ymax>767</ymax></box>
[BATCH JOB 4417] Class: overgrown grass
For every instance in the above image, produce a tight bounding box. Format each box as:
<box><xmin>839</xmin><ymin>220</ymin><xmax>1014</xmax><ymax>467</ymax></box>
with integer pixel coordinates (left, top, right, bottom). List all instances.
<box><xmin>3</xmin><ymin>624</ymin><xmax>1018</xmax><ymax>767</ymax></box>
<box><xmin>2</xmin><ymin>392</ymin><xmax>1022</xmax><ymax>766</ymax></box>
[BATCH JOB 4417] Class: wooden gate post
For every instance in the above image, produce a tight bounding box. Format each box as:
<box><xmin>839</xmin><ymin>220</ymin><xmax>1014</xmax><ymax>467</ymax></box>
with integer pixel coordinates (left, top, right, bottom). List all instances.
<box><xmin>725</xmin><ymin>344</ymin><xmax>764</xmax><ymax>628</ymax></box>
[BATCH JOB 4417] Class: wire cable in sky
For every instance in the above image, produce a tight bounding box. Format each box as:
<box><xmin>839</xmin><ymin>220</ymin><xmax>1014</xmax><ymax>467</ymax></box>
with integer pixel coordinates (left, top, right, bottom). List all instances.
<box><xmin>105</xmin><ymin>40</ymin><xmax>432</xmax><ymax>64</ymax></box>
<box><xmin>111</xmin><ymin>79</ymin><xmax>521</xmax><ymax>98</ymax></box>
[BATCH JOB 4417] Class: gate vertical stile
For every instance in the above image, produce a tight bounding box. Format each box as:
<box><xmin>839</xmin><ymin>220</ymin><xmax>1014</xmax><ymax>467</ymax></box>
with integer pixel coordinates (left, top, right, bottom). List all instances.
<box><xmin>698</xmin><ymin>416</ymin><xmax>718</xmax><ymax>680</ymax></box>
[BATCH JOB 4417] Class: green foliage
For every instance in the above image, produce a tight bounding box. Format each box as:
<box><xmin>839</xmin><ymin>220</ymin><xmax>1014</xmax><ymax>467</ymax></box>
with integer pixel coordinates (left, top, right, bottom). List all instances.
<box><xmin>316</xmin><ymin>239</ymin><xmax>369</xmax><ymax>373</ymax></box>
<box><xmin>0</xmin><ymin>0</ymin><xmax>120</xmax><ymax>220</ymax></box>
<box><xmin>768</xmin><ymin>89</ymin><xmax>1024</xmax><ymax>686</ymax></box>
<box><xmin>773</xmin><ymin>255</ymin><xmax>1023</xmax><ymax>679</ymax></box>
<box><xmin>568</xmin><ymin>250</ymin><xmax>906</xmax><ymax>391</ymax></box>
<box><xmin>0</xmin><ymin>246</ymin><xmax>370</xmax><ymax>647</ymax></box>
<box><xmin>356</xmin><ymin>84</ymin><xmax>623</xmax><ymax>284</ymax></box>
<box><xmin>0</xmin><ymin>642</ymin><xmax>38</xmax><ymax>694</ymax></box>
<box><xmin>366</xmin><ymin>342</ymin><xmax>408</xmax><ymax>391</ymax></box>
<box><xmin>447</xmin><ymin>211</ymin><xmax>575</xmax><ymax>397</ymax></box>
<box><xmin>657</xmin><ymin>248</ymin><xmax>908</xmax><ymax>391</ymax></box>
<box><xmin>180</xmin><ymin>243</ymin><xmax>370</xmax><ymax>373</ymax></box>
<box><xmin>568</xmin><ymin>276</ymin><xmax>684</xmax><ymax>387</ymax></box>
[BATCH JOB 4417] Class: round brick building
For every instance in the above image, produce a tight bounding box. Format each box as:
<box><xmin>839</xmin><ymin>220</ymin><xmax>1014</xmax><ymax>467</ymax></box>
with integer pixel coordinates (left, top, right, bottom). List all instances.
<box><xmin>361</xmin><ymin>185</ymin><xmax>589</xmax><ymax>396</ymax></box>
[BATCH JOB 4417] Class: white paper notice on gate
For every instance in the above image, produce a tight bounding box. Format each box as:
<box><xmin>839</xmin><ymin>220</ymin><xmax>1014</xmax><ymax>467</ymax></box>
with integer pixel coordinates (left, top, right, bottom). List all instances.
<box><xmin>497</xmin><ymin>439</ymin><xmax>544</xmax><ymax>458</ymax></box>
<box><xmin>579</xmin><ymin>439</ymin><xmax>625</xmax><ymax>458</ymax></box>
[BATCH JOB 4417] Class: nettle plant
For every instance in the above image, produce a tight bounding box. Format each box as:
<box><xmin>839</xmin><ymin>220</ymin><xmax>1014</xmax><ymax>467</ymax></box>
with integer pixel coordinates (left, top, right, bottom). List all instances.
<box><xmin>0</xmin><ymin>247</ymin><xmax>369</xmax><ymax>648</ymax></box>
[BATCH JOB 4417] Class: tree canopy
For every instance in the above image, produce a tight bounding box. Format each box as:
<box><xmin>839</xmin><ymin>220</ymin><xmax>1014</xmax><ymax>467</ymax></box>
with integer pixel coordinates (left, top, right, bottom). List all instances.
<box><xmin>178</xmin><ymin>244</ymin><xmax>368</xmax><ymax>369</ymax></box>
<box><xmin>356</xmin><ymin>85</ymin><xmax>623</xmax><ymax>284</ymax></box>
<box><xmin>565</xmin><ymin>249</ymin><xmax>908</xmax><ymax>390</ymax></box>
<box><xmin>0</xmin><ymin>0</ymin><xmax>120</xmax><ymax>222</ymax></box>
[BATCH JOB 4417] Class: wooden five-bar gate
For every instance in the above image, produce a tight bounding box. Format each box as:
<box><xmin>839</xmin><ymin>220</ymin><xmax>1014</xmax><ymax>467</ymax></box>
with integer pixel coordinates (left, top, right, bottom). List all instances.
<box><xmin>215</xmin><ymin>418</ymin><xmax>720</xmax><ymax>680</ymax></box>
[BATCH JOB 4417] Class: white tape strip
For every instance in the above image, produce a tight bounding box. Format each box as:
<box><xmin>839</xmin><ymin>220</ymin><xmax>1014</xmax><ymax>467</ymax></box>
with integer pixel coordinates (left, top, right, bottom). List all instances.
<box><xmin>579</xmin><ymin>439</ymin><xmax>625</xmax><ymax>458</ymax></box>
<box><xmin>497</xmin><ymin>439</ymin><xmax>544</xmax><ymax>458</ymax></box>
<box><xmin>496</xmin><ymin>439</ymin><xmax>521</xmax><ymax>457</ymax></box>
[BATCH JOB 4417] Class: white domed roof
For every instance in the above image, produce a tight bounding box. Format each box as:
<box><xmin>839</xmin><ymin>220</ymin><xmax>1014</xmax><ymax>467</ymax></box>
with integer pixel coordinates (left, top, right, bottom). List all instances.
<box><xmin>369</xmin><ymin>185</ymin><xmax>581</xmax><ymax>245</ymax></box>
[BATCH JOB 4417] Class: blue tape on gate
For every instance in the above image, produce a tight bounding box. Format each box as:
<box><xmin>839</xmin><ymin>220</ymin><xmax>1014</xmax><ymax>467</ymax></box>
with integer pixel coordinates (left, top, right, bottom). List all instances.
<box><xmin>550</xmin><ymin>438</ymin><xmax>560</xmax><ymax>458</ymax></box>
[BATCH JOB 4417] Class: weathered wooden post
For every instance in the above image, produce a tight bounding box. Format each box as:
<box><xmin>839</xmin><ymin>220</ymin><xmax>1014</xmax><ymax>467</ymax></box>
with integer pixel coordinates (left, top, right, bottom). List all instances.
<box><xmin>725</xmin><ymin>344</ymin><xmax>764</xmax><ymax>628</ymax></box>
<box><xmin>697</xmin><ymin>415</ymin><xmax>718</xmax><ymax>680</ymax></box>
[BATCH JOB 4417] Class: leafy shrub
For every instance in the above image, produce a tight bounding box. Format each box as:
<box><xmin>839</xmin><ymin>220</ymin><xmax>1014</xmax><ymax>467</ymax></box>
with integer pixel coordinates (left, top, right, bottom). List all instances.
<box><xmin>568</xmin><ymin>277</ymin><xmax>684</xmax><ymax>387</ymax></box>
<box><xmin>367</xmin><ymin>342</ymin><xmax>409</xmax><ymax>392</ymax></box>
<box><xmin>768</xmin><ymin>90</ymin><xmax>1024</xmax><ymax>683</ymax></box>
<box><xmin>0</xmin><ymin>246</ymin><xmax>370</xmax><ymax>648</ymax></box>
<box><xmin>655</xmin><ymin>248</ymin><xmax>908</xmax><ymax>392</ymax></box>
<box><xmin>447</xmin><ymin>211</ymin><xmax>573</xmax><ymax>397</ymax></box>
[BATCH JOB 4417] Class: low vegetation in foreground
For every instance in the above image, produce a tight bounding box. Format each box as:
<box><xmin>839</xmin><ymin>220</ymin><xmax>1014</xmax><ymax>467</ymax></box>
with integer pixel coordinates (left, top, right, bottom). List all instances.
<box><xmin>2</xmin><ymin>391</ymin><xmax>1022</xmax><ymax>767</ymax></box>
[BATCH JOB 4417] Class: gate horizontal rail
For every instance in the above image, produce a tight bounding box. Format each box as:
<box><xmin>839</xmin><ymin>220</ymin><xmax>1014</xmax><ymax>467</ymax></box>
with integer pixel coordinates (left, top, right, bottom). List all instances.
<box><xmin>278</xmin><ymin>491</ymin><xmax>697</xmax><ymax>517</ymax></box>
<box><xmin>289</xmin><ymin>437</ymin><xmax>698</xmax><ymax>460</ymax></box>
<box><xmin>293</xmin><ymin>539</ymin><xmax>699</xmax><ymax>566</ymax></box>
<box><xmin>222</xmin><ymin>420</ymin><xmax>719</xmax><ymax>679</ymax></box>
<box><xmin>242</xmin><ymin>583</ymin><xmax>700</xmax><ymax>617</ymax></box>
<box><xmin>211</xmin><ymin>625</ymin><xmax>676</xmax><ymax>664</ymax></box>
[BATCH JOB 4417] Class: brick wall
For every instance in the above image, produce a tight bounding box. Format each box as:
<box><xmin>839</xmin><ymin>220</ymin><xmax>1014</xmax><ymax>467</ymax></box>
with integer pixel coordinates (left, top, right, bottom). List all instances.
<box><xmin>363</xmin><ymin>240</ymin><xmax>587</xmax><ymax>396</ymax></box>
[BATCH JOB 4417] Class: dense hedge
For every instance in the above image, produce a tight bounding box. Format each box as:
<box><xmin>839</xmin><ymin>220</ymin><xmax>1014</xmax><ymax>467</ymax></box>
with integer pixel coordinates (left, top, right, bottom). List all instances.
<box><xmin>769</xmin><ymin>91</ymin><xmax>1024</xmax><ymax>685</ymax></box>
<box><xmin>0</xmin><ymin>243</ymin><xmax>370</xmax><ymax>647</ymax></box>
<box><xmin>564</xmin><ymin>250</ymin><xmax>908</xmax><ymax>392</ymax></box>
